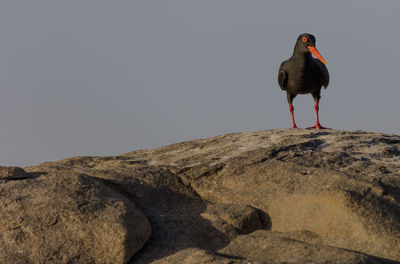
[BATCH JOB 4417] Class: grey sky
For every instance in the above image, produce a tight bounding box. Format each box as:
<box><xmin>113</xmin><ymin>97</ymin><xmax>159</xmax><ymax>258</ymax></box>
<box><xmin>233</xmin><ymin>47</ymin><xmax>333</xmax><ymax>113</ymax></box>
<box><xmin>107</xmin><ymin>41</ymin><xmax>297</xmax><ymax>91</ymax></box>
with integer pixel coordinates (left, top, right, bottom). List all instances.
<box><xmin>1</xmin><ymin>1</ymin><xmax>400</xmax><ymax>166</ymax></box>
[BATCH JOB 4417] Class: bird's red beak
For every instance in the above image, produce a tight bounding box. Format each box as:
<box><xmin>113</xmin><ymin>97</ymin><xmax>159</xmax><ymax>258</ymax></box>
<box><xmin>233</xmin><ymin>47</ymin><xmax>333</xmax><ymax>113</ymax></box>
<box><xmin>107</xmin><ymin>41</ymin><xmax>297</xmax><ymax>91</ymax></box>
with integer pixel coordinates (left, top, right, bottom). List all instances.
<box><xmin>308</xmin><ymin>46</ymin><xmax>327</xmax><ymax>64</ymax></box>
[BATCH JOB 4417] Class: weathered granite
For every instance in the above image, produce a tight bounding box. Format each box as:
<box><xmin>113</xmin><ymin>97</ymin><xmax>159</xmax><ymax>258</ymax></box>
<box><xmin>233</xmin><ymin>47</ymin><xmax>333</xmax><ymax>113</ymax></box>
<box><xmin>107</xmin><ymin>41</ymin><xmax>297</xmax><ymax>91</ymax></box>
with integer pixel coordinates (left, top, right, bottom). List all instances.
<box><xmin>3</xmin><ymin>129</ymin><xmax>399</xmax><ymax>263</ymax></box>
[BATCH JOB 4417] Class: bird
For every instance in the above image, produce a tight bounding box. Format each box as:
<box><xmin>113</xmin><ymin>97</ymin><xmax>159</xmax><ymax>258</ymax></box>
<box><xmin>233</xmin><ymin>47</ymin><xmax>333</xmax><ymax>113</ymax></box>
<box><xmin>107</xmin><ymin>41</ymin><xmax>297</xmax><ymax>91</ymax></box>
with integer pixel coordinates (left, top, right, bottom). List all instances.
<box><xmin>278</xmin><ymin>33</ymin><xmax>330</xmax><ymax>129</ymax></box>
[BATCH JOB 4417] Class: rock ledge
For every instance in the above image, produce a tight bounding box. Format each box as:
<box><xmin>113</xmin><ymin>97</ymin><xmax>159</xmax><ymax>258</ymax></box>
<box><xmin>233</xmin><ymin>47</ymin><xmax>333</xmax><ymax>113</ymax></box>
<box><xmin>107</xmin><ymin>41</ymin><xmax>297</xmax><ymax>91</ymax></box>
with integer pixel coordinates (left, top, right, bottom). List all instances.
<box><xmin>2</xmin><ymin>129</ymin><xmax>400</xmax><ymax>263</ymax></box>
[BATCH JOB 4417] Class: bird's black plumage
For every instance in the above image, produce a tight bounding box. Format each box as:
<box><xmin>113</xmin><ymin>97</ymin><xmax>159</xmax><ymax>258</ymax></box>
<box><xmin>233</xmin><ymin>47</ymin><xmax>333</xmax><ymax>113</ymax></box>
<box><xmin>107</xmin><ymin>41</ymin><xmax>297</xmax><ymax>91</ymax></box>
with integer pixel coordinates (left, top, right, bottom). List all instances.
<box><xmin>278</xmin><ymin>33</ymin><xmax>330</xmax><ymax>129</ymax></box>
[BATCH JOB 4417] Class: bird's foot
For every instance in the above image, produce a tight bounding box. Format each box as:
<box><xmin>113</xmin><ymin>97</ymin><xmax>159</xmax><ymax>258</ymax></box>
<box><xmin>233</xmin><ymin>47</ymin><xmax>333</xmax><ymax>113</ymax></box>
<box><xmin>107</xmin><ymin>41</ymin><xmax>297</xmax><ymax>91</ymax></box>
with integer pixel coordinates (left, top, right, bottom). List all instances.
<box><xmin>307</xmin><ymin>123</ymin><xmax>331</xmax><ymax>129</ymax></box>
<box><xmin>292</xmin><ymin>125</ymin><xmax>298</xmax><ymax>128</ymax></box>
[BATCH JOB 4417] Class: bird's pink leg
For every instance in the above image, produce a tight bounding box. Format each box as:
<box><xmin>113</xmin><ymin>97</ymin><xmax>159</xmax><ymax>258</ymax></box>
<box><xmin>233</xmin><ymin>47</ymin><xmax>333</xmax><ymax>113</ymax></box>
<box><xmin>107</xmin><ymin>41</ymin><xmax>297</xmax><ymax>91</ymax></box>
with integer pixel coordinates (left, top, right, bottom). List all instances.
<box><xmin>289</xmin><ymin>104</ymin><xmax>298</xmax><ymax>128</ymax></box>
<box><xmin>308</xmin><ymin>101</ymin><xmax>330</xmax><ymax>129</ymax></box>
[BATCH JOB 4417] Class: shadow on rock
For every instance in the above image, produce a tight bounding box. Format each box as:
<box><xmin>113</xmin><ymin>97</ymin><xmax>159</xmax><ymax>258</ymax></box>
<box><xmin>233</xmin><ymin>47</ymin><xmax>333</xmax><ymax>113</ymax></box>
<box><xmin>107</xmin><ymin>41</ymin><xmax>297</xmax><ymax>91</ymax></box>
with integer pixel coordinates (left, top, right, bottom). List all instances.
<box><xmin>101</xmin><ymin>177</ymin><xmax>270</xmax><ymax>264</ymax></box>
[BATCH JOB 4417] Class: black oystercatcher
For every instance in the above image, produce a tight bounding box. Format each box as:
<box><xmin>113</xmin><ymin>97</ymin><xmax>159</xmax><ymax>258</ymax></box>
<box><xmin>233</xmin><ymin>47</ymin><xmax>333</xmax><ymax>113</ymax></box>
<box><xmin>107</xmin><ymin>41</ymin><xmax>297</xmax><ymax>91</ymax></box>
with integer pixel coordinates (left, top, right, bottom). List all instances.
<box><xmin>278</xmin><ymin>33</ymin><xmax>330</xmax><ymax>129</ymax></box>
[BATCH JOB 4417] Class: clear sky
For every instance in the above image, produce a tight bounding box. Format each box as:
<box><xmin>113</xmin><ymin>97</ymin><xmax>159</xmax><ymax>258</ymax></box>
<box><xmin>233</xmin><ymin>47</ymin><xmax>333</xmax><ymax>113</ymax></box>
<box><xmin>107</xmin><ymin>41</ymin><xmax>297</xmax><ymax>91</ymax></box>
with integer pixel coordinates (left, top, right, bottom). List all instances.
<box><xmin>1</xmin><ymin>1</ymin><xmax>400</xmax><ymax>166</ymax></box>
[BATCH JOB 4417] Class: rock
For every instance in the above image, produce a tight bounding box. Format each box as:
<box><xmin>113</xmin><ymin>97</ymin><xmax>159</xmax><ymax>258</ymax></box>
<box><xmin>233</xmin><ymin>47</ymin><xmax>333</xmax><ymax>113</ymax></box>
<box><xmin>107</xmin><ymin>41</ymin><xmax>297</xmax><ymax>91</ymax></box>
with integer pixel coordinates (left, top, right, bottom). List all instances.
<box><xmin>14</xmin><ymin>129</ymin><xmax>400</xmax><ymax>263</ymax></box>
<box><xmin>0</xmin><ymin>166</ymin><xmax>27</xmax><ymax>179</ymax></box>
<box><xmin>220</xmin><ymin>230</ymin><xmax>397</xmax><ymax>264</ymax></box>
<box><xmin>0</xmin><ymin>169</ymin><xmax>151</xmax><ymax>264</ymax></box>
<box><xmin>150</xmin><ymin>248</ymin><xmax>249</xmax><ymax>264</ymax></box>
<box><xmin>201</xmin><ymin>203</ymin><xmax>270</xmax><ymax>234</ymax></box>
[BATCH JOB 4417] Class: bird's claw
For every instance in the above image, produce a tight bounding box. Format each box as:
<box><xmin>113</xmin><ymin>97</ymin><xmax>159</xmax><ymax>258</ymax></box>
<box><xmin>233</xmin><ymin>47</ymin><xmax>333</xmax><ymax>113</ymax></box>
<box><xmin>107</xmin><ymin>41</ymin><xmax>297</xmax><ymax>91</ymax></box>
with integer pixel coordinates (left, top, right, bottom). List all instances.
<box><xmin>307</xmin><ymin>124</ymin><xmax>331</xmax><ymax>130</ymax></box>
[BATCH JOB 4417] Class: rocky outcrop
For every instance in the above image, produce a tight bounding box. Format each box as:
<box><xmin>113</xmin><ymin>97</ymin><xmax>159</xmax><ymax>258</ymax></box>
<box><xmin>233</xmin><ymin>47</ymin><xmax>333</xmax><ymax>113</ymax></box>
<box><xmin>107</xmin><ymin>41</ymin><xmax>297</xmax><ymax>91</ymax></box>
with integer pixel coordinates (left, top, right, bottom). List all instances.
<box><xmin>220</xmin><ymin>230</ymin><xmax>393</xmax><ymax>264</ymax></box>
<box><xmin>0</xmin><ymin>168</ymin><xmax>151</xmax><ymax>264</ymax></box>
<box><xmin>2</xmin><ymin>129</ymin><xmax>400</xmax><ymax>263</ymax></box>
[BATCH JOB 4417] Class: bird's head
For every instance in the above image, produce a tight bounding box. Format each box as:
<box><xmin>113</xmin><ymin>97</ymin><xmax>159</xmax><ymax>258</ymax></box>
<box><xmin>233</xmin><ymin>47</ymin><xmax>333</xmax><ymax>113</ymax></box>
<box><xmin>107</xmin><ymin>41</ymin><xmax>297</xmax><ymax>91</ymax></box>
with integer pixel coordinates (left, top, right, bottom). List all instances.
<box><xmin>295</xmin><ymin>33</ymin><xmax>327</xmax><ymax>64</ymax></box>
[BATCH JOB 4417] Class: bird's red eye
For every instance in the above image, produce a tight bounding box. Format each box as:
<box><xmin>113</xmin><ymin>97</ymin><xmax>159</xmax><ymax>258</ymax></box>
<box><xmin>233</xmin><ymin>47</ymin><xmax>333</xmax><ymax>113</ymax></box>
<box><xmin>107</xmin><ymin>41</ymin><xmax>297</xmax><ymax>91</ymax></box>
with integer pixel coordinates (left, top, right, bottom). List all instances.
<box><xmin>302</xmin><ymin>37</ymin><xmax>308</xmax><ymax>43</ymax></box>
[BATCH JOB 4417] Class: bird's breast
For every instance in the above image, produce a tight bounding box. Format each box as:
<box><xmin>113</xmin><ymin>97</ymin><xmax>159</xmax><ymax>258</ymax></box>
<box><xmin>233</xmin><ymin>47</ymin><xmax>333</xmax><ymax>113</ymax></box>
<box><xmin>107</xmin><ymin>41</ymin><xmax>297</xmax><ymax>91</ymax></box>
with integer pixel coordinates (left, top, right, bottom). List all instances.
<box><xmin>287</xmin><ymin>62</ymin><xmax>321</xmax><ymax>94</ymax></box>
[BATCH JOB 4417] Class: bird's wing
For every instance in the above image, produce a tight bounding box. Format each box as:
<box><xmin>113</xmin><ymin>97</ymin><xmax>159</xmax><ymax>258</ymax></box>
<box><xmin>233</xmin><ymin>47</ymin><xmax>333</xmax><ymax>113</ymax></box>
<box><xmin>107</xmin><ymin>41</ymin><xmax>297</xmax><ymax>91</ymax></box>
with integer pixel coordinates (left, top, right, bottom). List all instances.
<box><xmin>315</xmin><ymin>59</ymin><xmax>329</xmax><ymax>89</ymax></box>
<box><xmin>278</xmin><ymin>63</ymin><xmax>288</xmax><ymax>90</ymax></box>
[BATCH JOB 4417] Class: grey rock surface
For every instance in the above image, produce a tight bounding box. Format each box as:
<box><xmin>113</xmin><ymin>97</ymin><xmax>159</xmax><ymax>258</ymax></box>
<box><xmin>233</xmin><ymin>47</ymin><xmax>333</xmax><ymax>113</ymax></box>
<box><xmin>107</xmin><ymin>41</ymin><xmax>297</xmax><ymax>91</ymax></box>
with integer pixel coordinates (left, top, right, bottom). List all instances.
<box><xmin>3</xmin><ymin>129</ymin><xmax>400</xmax><ymax>263</ymax></box>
